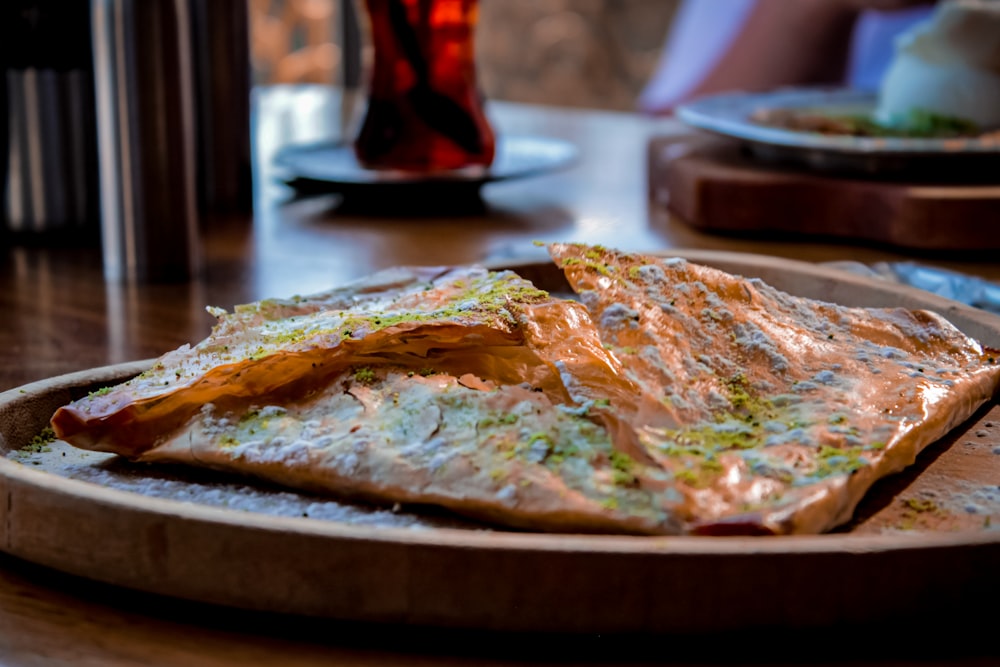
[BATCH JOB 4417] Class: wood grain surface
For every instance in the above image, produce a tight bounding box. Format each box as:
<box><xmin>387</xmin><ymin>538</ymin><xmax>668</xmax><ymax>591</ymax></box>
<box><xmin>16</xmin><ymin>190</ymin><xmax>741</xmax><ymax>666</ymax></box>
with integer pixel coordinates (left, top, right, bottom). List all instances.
<box><xmin>2</xmin><ymin>253</ymin><xmax>998</xmax><ymax>638</ymax></box>
<box><xmin>2</xmin><ymin>86</ymin><xmax>1000</xmax><ymax>665</ymax></box>
<box><xmin>649</xmin><ymin>135</ymin><xmax>1000</xmax><ymax>250</ymax></box>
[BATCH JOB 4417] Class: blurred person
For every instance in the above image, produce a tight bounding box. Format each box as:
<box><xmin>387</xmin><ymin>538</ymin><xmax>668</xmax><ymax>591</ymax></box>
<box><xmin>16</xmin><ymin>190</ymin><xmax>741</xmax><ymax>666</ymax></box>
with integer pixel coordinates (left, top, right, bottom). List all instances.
<box><xmin>639</xmin><ymin>0</ymin><xmax>937</xmax><ymax>114</ymax></box>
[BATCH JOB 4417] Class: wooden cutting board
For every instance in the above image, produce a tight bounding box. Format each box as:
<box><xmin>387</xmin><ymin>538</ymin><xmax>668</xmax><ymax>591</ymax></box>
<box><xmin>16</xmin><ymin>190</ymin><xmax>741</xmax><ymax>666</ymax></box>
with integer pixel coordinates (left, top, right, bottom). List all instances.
<box><xmin>649</xmin><ymin>135</ymin><xmax>1000</xmax><ymax>250</ymax></box>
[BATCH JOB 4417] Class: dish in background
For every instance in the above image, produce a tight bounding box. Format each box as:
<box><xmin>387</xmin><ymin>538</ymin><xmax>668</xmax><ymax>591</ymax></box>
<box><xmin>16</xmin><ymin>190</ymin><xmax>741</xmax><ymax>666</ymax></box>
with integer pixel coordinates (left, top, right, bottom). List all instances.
<box><xmin>272</xmin><ymin>134</ymin><xmax>579</xmax><ymax>204</ymax></box>
<box><xmin>675</xmin><ymin>88</ymin><xmax>1000</xmax><ymax>176</ymax></box>
<box><xmin>875</xmin><ymin>0</ymin><xmax>1000</xmax><ymax>131</ymax></box>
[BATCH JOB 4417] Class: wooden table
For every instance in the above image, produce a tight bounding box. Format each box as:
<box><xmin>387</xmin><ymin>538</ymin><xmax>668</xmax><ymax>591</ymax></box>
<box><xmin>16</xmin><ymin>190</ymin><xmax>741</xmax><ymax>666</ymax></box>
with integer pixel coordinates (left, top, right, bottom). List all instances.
<box><xmin>1</xmin><ymin>86</ymin><xmax>998</xmax><ymax>665</ymax></box>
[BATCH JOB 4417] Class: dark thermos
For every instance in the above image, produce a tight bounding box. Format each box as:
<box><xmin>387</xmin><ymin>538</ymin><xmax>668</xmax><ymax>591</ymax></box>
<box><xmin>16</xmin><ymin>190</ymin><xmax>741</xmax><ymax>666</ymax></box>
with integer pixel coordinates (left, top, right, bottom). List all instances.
<box><xmin>2</xmin><ymin>1</ymin><xmax>252</xmax><ymax>281</ymax></box>
<box><xmin>2</xmin><ymin>1</ymin><xmax>100</xmax><ymax>240</ymax></box>
<box><xmin>91</xmin><ymin>0</ymin><xmax>201</xmax><ymax>282</ymax></box>
<box><xmin>90</xmin><ymin>0</ymin><xmax>252</xmax><ymax>282</ymax></box>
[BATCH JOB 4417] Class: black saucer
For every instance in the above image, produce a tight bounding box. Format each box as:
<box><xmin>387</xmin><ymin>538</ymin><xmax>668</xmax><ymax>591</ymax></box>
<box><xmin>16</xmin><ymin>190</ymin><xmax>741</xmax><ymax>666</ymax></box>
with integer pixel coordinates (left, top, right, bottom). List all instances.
<box><xmin>273</xmin><ymin>135</ymin><xmax>579</xmax><ymax>210</ymax></box>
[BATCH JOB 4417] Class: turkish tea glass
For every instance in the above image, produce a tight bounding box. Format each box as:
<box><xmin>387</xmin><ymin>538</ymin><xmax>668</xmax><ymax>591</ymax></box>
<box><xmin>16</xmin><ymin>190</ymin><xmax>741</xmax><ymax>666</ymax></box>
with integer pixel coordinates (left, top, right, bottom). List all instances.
<box><xmin>353</xmin><ymin>0</ymin><xmax>496</xmax><ymax>172</ymax></box>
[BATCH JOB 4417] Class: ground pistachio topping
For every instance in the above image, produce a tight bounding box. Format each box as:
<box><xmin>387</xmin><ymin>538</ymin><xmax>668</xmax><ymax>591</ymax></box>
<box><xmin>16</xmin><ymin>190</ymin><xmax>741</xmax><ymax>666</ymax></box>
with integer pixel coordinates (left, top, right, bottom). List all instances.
<box><xmin>43</xmin><ymin>244</ymin><xmax>1000</xmax><ymax>536</ymax></box>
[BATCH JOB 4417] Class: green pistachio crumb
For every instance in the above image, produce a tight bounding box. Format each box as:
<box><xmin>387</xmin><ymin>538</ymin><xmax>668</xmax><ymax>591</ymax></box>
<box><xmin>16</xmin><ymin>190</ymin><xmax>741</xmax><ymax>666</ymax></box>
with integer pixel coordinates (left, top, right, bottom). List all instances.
<box><xmin>612</xmin><ymin>469</ymin><xmax>636</xmax><ymax>486</ymax></box>
<box><xmin>904</xmin><ymin>497</ymin><xmax>937</xmax><ymax>513</ymax></box>
<box><xmin>675</xmin><ymin>469</ymin><xmax>699</xmax><ymax>485</ymax></box>
<box><xmin>609</xmin><ymin>450</ymin><xmax>634</xmax><ymax>472</ymax></box>
<box><xmin>701</xmin><ymin>458</ymin><xmax>723</xmax><ymax>473</ymax></box>
<box><xmin>24</xmin><ymin>427</ymin><xmax>56</xmax><ymax>453</ymax></box>
<box><xmin>354</xmin><ymin>367</ymin><xmax>376</xmax><ymax>384</ymax></box>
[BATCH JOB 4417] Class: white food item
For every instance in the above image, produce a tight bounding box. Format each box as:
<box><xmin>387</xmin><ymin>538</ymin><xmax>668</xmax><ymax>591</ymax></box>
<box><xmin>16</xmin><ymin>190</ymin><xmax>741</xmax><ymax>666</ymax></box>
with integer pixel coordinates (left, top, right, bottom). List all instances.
<box><xmin>876</xmin><ymin>0</ymin><xmax>1000</xmax><ymax>129</ymax></box>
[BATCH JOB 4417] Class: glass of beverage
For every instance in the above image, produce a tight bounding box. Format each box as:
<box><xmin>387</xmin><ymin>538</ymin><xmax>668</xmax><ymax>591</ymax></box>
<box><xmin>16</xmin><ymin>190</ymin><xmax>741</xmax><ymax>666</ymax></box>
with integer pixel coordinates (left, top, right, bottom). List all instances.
<box><xmin>353</xmin><ymin>0</ymin><xmax>496</xmax><ymax>173</ymax></box>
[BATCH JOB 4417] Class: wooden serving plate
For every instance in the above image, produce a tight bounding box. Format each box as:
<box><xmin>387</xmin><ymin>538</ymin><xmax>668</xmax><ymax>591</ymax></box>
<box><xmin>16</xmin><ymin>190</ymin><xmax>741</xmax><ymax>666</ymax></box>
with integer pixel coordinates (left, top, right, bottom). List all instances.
<box><xmin>648</xmin><ymin>135</ymin><xmax>1000</xmax><ymax>251</ymax></box>
<box><xmin>0</xmin><ymin>251</ymin><xmax>998</xmax><ymax>635</ymax></box>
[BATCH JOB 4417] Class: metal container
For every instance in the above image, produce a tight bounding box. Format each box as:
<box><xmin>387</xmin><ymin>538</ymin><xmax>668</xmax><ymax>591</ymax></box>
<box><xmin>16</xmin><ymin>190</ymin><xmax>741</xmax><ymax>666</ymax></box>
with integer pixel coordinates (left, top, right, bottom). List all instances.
<box><xmin>189</xmin><ymin>0</ymin><xmax>253</xmax><ymax>214</ymax></box>
<box><xmin>2</xmin><ymin>0</ymin><xmax>100</xmax><ymax>241</ymax></box>
<box><xmin>91</xmin><ymin>0</ymin><xmax>201</xmax><ymax>282</ymax></box>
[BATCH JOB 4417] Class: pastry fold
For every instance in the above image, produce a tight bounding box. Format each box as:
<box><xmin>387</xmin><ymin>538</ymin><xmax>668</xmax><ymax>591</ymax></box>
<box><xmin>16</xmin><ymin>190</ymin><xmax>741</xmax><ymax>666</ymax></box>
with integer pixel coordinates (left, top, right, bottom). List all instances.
<box><xmin>51</xmin><ymin>245</ymin><xmax>1000</xmax><ymax>535</ymax></box>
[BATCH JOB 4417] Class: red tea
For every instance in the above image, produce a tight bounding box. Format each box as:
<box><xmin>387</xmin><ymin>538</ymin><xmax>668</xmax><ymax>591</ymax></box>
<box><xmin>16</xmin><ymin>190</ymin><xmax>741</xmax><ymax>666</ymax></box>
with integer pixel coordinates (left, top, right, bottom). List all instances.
<box><xmin>354</xmin><ymin>0</ymin><xmax>496</xmax><ymax>172</ymax></box>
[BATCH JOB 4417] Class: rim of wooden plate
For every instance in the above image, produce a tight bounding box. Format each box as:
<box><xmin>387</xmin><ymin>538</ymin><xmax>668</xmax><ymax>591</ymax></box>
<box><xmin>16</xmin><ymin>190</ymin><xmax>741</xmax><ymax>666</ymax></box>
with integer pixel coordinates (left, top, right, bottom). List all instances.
<box><xmin>0</xmin><ymin>249</ymin><xmax>997</xmax><ymax>634</ymax></box>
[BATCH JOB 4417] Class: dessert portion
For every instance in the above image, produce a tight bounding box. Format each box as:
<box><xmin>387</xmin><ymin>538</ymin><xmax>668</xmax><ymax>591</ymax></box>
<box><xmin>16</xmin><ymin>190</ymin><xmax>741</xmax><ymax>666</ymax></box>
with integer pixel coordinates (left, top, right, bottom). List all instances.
<box><xmin>49</xmin><ymin>244</ymin><xmax>1000</xmax><ymax>535</ymax></box>
<box><xmin>876</xmin><ymin>0</ymin><xmax>1000</xmax><ymax>132</ymax></box>
<box><xmin>749</xmin><ymin>105</ymin><xmax>982</xmax><ymax>139</ymax></box>
<box><xmin>142</xmin><ymin>366</ymin><xmax>674</xmax><ymax>535</ymax></box>
<box><xmin>751</xmin><ymin>1</ymin><xmax>1000</xmax><ymax>140</ymax></box>
<box><xmin>550</xmin><ymin>244</ymin><xmax>999</xmax><ymax>534</ymax></box>
<box><xmin>51</xmin><ymin>264</ymin><xmax>626</xmax><ymax>458</ymax></box>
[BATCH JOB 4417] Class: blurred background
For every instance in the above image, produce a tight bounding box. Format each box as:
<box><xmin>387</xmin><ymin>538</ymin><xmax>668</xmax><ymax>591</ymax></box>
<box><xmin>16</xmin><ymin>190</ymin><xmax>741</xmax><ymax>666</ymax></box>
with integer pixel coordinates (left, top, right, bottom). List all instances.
<box><xmin>249</xmin><ymin>0</ymin><xmax>681</xmax><ymax>111</ymax></box>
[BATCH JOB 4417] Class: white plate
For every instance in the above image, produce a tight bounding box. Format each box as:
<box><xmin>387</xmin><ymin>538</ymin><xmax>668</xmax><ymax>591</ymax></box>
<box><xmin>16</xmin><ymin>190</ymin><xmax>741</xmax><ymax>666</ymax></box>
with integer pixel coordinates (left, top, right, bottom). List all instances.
<box><xmin>676</xmin><ymin>88</ymin><xmax>1000</xmax><ymax>174</ymax></box>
